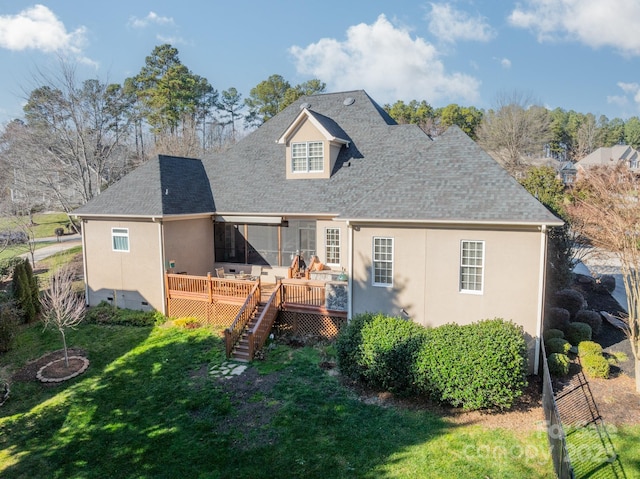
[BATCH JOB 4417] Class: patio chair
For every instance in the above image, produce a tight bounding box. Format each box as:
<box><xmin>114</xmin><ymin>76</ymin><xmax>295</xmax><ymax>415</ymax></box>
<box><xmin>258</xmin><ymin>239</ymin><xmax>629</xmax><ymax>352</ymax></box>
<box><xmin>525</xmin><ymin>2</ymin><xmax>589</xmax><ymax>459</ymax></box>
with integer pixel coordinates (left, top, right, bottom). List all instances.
<box><xmin>215</xmin><ymin>267</ymin><xmax>226</xmax><ymax>279</ymax></box>
<box><xmin>250</xmin><ymin>265</ymin><xmax>262</xmax><ymax>282</ymax></box>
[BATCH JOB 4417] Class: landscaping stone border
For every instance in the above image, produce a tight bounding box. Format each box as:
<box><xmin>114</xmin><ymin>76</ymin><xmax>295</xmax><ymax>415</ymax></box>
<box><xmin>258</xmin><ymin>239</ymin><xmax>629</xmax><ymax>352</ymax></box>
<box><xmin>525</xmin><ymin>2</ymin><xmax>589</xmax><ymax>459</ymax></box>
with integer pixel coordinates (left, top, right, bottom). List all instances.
<box><xmin>36</xmin><ymin>356</ymin><xmax>90</xmax><ymax>383</ymax></box>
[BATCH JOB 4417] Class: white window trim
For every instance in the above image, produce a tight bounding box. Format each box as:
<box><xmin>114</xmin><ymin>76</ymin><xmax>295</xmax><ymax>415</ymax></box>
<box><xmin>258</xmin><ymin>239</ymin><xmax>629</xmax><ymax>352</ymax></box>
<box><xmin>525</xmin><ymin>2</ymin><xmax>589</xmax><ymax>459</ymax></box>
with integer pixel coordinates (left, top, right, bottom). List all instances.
<box><xmin>325</xmin><ymin>227</ymin><xmax>340</xmax><ymax>266</ymax></box>
<box><xmin>372</xmin><ymin>236</ymin><xmax>393</xmax><ymax>287</ymax></box>
<box><xmin>112</xmin><ymin>227</ymin><xmax>130</xmax><ymax>252</ymax></box>
<box><xmin>291</xmin><ymin>141</ymin><xmax>324</xmax><ymax>173</ymax></box>
<box><xmin>460</xmin><ymin>240</ymin><xmax>484</xmax><ymax>294</ymax></box>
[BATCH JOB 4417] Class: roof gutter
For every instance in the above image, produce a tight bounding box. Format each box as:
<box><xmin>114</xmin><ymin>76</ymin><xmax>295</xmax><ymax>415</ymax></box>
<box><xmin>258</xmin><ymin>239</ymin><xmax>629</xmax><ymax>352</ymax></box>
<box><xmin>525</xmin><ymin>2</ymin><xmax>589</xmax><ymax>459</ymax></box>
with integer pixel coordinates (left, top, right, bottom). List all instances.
<box><xmin>340</xmin><ymin>217</ymin><xmax>564</xmax><ymax>227</ymax></box>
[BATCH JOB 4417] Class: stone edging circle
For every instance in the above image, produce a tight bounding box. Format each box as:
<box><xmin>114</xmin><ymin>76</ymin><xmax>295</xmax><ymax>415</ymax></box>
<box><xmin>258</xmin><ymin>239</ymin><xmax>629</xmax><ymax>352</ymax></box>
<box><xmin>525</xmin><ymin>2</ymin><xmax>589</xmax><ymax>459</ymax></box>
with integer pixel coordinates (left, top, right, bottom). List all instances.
<box><xmin>36</xmin><ymin>356</ymin><xmax>90</xmax><ymax>383</ymax></box>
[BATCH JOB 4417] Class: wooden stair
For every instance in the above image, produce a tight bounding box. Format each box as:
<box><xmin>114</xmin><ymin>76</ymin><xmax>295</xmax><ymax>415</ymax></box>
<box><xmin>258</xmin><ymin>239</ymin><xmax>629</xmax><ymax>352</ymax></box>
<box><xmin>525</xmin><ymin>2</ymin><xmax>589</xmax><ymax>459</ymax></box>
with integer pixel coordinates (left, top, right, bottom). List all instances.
<box><xmin>230</xmin><ymin>303</ymin><xmax>266</xmax><ymax>361</ymax></box>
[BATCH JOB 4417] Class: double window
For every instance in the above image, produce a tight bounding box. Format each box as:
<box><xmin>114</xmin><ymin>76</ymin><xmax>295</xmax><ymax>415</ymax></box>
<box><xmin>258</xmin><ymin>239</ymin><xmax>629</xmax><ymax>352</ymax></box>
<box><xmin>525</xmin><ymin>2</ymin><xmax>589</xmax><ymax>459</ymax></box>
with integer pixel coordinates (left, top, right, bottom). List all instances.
<box><xmin>460</xmin><ymin>240</ymin><xmax>484</xmax><ymax>293</ymax></box>
<box><xmin>325</xmin><ymin>228</ymin><xmax>340</xmax><ymax>265</ymax></box>
<box><xmin>112</xmin><ymin>228</ymin><xmax>129</xmax><ymax>252</ymax></box>
<box><xmin>292</xmin><ymin>141</ymin><xmax>323</xmax><ymax>173</ymax></box>
<box><xmin>372</xmin><ymin>237</ymin><xmax>393</xmax><ymax>286</ymax></box>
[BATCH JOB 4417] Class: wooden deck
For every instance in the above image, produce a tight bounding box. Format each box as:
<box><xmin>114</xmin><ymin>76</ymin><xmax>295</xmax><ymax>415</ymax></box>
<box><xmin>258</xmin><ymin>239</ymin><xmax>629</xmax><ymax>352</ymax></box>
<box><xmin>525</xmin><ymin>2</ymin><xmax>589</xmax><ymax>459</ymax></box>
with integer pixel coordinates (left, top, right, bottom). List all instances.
<box><xmin>165</xmin><ymin>273</ymin><xmax>347</xmax><ymax>361</ymax></box>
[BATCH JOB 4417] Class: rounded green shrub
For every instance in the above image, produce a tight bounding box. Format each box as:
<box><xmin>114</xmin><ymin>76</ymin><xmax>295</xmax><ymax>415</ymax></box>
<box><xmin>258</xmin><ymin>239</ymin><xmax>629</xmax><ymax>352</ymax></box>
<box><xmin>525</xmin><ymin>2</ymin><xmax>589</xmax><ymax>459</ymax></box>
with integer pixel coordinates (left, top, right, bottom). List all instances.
<box><xmin>543</xmin><ymin>329</ymin><xmax>565</xmax><ymax>342</ymax></box>
<box><xmin>581</xmin><ymin>353</ymin><xmax>610</xmax><ymax>379</ymax></box>
<box><xmin>545</xmin><ymin>307</ymin><xmax>570</xmax><ymax>332</ymax></box>
<box><xmin>545</xmin><ymin>337</ymin><xmax>572</xmax><ymax>355</ymax></box>
<box><xmin>554</xmin><ymin>289</ymin><xmax>586</xmax><ymax>318</ymax></box>
<box><xmin>595</xmin><ymin>275</ymin><xmax>616</xmax><ymax>294</ymax></box>
<box><xmin>548</xmin><ymin>353</ymin><xmax>570</xmax><ymax>376</ymax></box>
<box><xmin>566</xmin><ymin>322</ymin><xmax>592</xmax><ymax>345</ymax></box>
<box><xmin>574</xmin><ymin>310</ymin><xmax>602</xmax><ymax>337</ymax></box>
<box><xmin>578</xmin><ymin>341</ymin><xmax>603</xmax><ymax>358</ymax></box>
<box><xmin>339</xmin><ymin>313</ymin><xmax>428</xmax><ymax>393</ymax></box>
<box><xmin>336</xmin><ymin>313</ymin><xmax>370</xmax><ymax>379</ymax></box>
<box><xmin>413</xmin><ymin>318</ymin><xmax>527</xmax><ymax>410</ymax></box>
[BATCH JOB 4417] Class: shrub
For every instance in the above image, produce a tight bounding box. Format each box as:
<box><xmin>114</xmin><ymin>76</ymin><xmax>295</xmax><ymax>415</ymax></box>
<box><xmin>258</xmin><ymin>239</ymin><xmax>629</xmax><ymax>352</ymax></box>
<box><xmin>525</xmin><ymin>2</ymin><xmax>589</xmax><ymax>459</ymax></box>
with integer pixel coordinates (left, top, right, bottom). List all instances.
<box><xmin>581</xmin><ymin>353</ymin><xmax>610</xmax><ymax>379</ymax></box>
<box><xmin>554</xmin><ymin>289</ymin><xmax>586</xmax><ymax>318</ymax></box>
<box><xmin>545</xmin><ymin>337</ymin><xmax>572</xmax><ymax>355</ymax></box>
<box><xmin>543</xmin><ymin>329</ymin><xmax>564</xmax><ymax>342</ymax></box>
<box><xmin>548</xmin><ymin>353</ymin><xmax>570</xmax><ymax>376</ymax></box>
<box><xmin>336</xmin><ymin>312</ymin><xmax>370</xmax><ymax>379</ymax></box>
<box><xmin>574</xmin><ymin>310</ymin><xmax>602</xmax><ymax>337</ymax></box>
<box><xmin>336</xmin><ymin>312</ymin><xmax>427</xmax><ymax>393</ymax></box>
<box><xmin>12</xmin><ymin>259</ymin><xmax>39</xmax><ymax>323</ymax></box>
<box><xmin>357</xmin><ymin>314</ymin><xmax>428</xmax><ymax>394</ymax></box>
<box><xmin>566</xmin><ymin>322</ymin><xmax>592</xmax><ymax>345</ymax></box>
<box><xmin>172</xmin><ymin>317</ymin><xmax>201</xmax><ymax>329</ymax></box>
<box><xmin>595</xmin><ymin>275</ymin><xmax>616</xmax><ymax>294</ymax></box>
<box><xmin>413</xmin><ymin>318</ymin><xmax>527</xmax><ymax>410</ymax></box>
<box><xmin>578</xmin><ymin>341</ymin><xmax>603</xmax><ymax>358</ymax></box>
<box><xmin>0</xmin><ymin>302</ymin><xmax>20</xmax><ymax>352</ymax></box>
<box><xmin>545</xmin><ymin>307</ymin><xmax>571</xmax><ymax>332</ymax></box>
<box><xmin>85</xmin><ymin>301</ymin><xmax>158</xmax><ymax>327</ymax></box>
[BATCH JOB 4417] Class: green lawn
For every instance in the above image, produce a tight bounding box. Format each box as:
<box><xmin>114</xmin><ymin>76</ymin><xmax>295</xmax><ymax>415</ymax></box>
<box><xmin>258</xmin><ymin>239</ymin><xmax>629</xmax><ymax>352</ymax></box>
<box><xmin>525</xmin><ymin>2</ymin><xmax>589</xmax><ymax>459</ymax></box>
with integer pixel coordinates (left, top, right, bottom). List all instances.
<box><xmin>0</xmin><ymin>212</ymin><xmax>71</xmax><ymax>239</ymax></box>
<box><xmin>0</xmin><ymin>322</ymin><xmax>555</xmax><ymax>478</ymax></box>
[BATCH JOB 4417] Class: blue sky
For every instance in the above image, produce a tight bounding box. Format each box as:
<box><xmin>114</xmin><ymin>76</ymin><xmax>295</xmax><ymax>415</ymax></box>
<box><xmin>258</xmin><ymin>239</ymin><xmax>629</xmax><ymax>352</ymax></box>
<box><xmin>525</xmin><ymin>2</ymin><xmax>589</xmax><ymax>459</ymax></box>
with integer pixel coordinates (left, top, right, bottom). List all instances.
<box><xmin>1</xmin><ymin>1</ymin><xmax>640</xmax><ymax>125</ymax></box>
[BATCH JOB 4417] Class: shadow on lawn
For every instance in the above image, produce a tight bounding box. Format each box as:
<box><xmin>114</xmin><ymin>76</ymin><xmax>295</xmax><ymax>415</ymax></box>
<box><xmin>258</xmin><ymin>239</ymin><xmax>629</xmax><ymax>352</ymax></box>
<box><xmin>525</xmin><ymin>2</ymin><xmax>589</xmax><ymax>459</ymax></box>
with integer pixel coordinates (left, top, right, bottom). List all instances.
<box><xmin>1</xmin><ymin>328</ymin><xmax>546</xmax><ymax>478</ymax></box>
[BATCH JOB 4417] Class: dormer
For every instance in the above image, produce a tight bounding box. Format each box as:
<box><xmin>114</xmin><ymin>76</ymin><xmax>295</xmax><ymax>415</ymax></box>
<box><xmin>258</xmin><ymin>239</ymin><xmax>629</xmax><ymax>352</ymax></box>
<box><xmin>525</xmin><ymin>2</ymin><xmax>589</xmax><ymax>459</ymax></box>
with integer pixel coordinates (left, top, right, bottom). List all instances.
<box><xmin>277</xmin><ymin>106</ymin><xmax>350</xmax><ymax>179</ymax></box>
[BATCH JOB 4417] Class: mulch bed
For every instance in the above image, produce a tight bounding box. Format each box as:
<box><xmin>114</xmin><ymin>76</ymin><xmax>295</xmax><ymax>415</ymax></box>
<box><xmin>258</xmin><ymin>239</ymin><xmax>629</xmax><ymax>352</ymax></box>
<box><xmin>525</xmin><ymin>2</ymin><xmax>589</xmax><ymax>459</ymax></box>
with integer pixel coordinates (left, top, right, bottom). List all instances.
<box><xmin>12</xmin><ymin>348</ymin><xmax>87</xmax><ymax>385</ymax></box>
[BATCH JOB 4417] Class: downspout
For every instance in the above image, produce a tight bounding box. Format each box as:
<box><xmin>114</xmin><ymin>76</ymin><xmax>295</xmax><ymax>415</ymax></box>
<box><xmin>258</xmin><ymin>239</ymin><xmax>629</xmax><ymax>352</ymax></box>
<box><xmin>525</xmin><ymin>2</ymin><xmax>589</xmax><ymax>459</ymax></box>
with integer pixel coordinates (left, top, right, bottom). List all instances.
<box><xmin>154</xmin><ymin>217</ymin><xmax>167</xmax><ymax>315</ymax></box>
<box><xmin>81</xmin><ymin>219</ymin><xmax>89</xmax><ymax>306</ymax></box>
<box><xmin>346</xmin><ymin>220</ymin><xmax>354</xmax><ymax>321</ymax></box>
<box><xmin>534</xmin><ymin>224</ymin><xmax>549</xmax><ymax>375</ymax></box>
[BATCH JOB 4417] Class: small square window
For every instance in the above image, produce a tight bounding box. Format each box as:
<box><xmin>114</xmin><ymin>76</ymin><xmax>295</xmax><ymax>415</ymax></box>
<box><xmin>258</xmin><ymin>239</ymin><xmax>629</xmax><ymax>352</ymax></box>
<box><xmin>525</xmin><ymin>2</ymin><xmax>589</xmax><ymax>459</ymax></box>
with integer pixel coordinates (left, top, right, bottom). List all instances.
<box><xmin>112</xmin><ymin>228</ymin><xmax>129</xmax><ymax>252</ymax></box>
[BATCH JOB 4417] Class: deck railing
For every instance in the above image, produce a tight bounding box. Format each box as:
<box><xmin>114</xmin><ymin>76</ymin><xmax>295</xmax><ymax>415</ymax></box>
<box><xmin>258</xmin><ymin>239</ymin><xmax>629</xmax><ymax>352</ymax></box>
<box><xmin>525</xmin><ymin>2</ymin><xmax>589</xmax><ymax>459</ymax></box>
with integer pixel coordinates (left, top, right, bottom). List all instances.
<box><xmin>280</xmin><ymin>279</ymin><xmax>325</xmax><ymax>308</ymax></box>
<box><xmin>224</xmin><ymin>282</ymin><xmax>260</xmax><ymax>357</ymax></box>
<box><xmin>165</xmin><ymin>273</ymin><xmax>256</xmax><ymax>302</ymax></box>
<box><xmin>247</xmin><ymin>286</ymin><xmax>282</xmax><ymax>359</ymax></box>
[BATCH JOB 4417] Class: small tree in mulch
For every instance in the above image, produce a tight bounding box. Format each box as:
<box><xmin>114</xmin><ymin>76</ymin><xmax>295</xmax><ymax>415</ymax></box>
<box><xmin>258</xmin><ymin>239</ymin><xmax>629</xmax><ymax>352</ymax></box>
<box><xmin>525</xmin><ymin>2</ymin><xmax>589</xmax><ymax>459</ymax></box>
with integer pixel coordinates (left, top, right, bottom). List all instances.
<box><xmin>40</xmin><ymin>265</ymin><xmax>86</xmax><ymax>368</ymax></box>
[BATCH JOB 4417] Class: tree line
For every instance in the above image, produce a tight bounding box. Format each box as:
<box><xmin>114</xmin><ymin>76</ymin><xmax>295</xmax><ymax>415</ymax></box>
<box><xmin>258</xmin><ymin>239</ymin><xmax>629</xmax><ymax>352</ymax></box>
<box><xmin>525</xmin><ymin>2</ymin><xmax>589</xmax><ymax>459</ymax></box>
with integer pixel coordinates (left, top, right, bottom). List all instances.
<box><xmin>2</xmin><ymin>42</ymin><xmax>640</xmax><ymax>218</ymax></box>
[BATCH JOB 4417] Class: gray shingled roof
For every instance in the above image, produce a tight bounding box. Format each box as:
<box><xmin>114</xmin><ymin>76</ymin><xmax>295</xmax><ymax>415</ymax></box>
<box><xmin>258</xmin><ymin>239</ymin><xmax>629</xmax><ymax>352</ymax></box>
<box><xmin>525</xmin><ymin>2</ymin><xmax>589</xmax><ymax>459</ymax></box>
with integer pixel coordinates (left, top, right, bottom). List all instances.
<box><xmin>74</xmin><ymin>155</ymin><xmax>214</xmax><ymax>216</ymax></box>
<box><xmin>74</xmin><ymin>89</ymin><xmax>561</xmax><ymax>226</ymax></box>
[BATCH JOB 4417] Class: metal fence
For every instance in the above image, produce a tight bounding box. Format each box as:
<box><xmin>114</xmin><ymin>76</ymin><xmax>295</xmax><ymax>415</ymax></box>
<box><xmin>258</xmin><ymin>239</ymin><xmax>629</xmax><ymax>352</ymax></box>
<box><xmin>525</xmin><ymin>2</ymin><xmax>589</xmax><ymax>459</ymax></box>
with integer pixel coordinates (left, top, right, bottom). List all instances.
<box><xmin>541</xmin><ymin>340</ymin><xmax>575</xmax><ymax>479</ymax></box>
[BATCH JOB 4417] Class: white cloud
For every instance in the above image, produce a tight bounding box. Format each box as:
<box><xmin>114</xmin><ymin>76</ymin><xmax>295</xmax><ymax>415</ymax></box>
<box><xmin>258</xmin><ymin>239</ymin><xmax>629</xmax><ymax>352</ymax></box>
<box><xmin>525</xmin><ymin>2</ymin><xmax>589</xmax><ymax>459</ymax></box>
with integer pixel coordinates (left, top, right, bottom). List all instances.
<box><xmin>0</xmin><ymin>5</ymin><xmax>87</xmax><ymax>54</ymax></box>
<box><xmin>499</xmin><ymin>57</ymin><xmax>511</xmax><ymax>69</ymax></box>
<box><xmin>607</xmin><ymin>82</ymin><xmax>640</xmax><ymax>111</ymax></box>
<box><xmin>128</xmin><ymin>11</ymin><xmax>174</xmax><ymax>29</ymax></box>
<box><xmin>156</xmin><ymin>34</ymin><xmax>187</xmax><ymax>46</ymax></box>
<box><xmin>509</xmin><ymin>0</ymin><xmax>640</xmax><ymax>56</ymax></box>
<box><xmin>427</xmin><ymin>2</ymin><xmax>496</xmax><ymax>43</ymax></box>
<box><xmin>289</xmin><ymin>14</ymin><xmax>480</xmax><ymax>105</ymax></box>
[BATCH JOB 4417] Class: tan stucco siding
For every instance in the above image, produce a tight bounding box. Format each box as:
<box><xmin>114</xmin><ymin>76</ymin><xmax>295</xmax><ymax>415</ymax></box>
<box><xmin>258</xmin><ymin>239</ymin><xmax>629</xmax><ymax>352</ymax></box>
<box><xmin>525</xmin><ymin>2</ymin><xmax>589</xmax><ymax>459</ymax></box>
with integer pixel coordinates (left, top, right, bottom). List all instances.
<box><xmin>163</xmin><ymin>218</ymin><xmax>214</xmax><ymax>276</ymax></box>
<box><xmin>351</xmin><ymin>225</ymin><xmax>544</xmax><ymax>370</ymax></box>
<box><xmin>316</xmin><ymin>220</ymin><xmax>348</xmax><ymax>270</ymax></box>
<box><xmin>83</xmin><ymin>219</ymin><xmax>163</xmax><ymax>311</ymax></box>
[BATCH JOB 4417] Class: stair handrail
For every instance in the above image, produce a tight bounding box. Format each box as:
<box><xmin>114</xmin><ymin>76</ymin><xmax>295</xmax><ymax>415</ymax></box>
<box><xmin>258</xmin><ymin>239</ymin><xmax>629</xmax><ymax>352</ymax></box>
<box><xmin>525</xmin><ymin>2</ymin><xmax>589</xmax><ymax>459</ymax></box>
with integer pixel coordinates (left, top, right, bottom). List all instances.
<box><xmin>247</xmin><ymin>283</ymin><xmax>282</xmax><ymax>360</ymax></box>
<box><xmin>224</xmin><ymin>282</ymin><xmax>260</xmax><ymax>357</ymax></box>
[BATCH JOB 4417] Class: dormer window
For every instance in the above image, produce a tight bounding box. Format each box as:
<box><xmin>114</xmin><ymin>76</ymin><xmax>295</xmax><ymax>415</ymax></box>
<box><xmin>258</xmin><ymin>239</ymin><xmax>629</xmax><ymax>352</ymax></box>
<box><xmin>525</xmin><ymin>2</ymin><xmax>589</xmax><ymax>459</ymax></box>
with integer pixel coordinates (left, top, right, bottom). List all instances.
<box><xmin>292</xmin><ymin>141</ymin><xmax>324</xmax><ymax>173</ymax></box>
<box><xmin>278</xmin><ymin>107</ymin><xmax>350</xmax><ymax>180</ymax></box>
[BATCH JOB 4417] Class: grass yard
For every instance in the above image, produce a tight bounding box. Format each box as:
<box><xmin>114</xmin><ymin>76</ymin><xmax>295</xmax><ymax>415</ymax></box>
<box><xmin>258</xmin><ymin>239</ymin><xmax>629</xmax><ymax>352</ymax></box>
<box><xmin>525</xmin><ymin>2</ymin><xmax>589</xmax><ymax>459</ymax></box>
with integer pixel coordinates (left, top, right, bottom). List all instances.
<box><xmin>0</xmin><ymin>322</ymin><xmax>555</xmax><ymax>479</ymax></box>
<box><xmin>0</xmin><ymin>212</ymin><xmax>71</xmax><ymax>239</ymax></box>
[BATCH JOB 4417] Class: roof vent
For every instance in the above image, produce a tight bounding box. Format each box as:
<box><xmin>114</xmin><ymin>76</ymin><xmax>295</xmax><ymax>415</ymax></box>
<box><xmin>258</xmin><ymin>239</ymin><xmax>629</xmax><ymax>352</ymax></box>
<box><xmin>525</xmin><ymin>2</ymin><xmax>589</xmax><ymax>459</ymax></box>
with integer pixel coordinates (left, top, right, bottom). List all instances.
<box><xmin>343</xmin><ymin>97</ymin><xmax>355</xmax><ymax>106</ymax></box>
<box><xmin>300</xmin><ymin>102</ymin><xmax>311</xmax><ymax>110</ymax></box>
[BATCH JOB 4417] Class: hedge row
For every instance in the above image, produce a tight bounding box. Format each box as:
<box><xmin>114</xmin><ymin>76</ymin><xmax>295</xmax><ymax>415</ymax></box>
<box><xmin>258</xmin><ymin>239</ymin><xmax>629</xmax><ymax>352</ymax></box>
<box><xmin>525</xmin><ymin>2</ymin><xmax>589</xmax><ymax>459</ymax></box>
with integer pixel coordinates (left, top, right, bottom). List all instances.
<box><xmin>336</xmin><ymin>313</ymin><xmax>528</xmax><ymax>410</ymax></box>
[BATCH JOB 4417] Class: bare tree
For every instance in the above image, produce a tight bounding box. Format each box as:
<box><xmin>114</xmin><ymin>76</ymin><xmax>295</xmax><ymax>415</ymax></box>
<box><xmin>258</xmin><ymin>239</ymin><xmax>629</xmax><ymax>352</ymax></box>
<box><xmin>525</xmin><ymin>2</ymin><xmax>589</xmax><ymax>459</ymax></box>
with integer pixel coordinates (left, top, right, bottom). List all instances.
<box><xmin>567</xmin><ymin>164</ymin><xmax>640</xmax><ymax>391</ymax></box>
<box><xmin>477</xmin><ymin>91</ymin><xmax>551</xmax><ymax>175</ymax></box>
<box><xmin>40</xmin><ymin>265</ymin><xmax>86</xmax><ymax>368</ymax></box>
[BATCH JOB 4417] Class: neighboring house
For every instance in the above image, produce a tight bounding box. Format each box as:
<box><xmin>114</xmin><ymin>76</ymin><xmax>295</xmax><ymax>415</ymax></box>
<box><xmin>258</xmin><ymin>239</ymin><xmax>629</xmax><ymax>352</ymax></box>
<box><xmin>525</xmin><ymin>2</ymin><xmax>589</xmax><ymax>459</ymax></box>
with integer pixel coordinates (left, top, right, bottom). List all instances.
<box><xmin>576</xmin><ymin>145</ymin><xmax>640</xmax><ymax>175</ymax></box>
<box><xmin>73</xmin><ymin>90</ymin><xmax>562</xmax><ymax>372</ymax></box>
